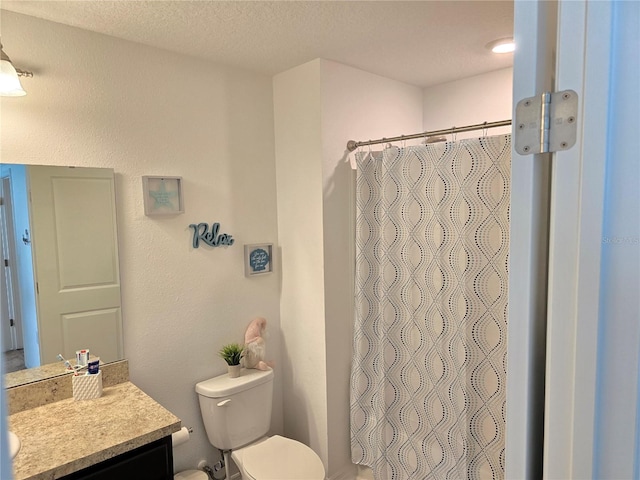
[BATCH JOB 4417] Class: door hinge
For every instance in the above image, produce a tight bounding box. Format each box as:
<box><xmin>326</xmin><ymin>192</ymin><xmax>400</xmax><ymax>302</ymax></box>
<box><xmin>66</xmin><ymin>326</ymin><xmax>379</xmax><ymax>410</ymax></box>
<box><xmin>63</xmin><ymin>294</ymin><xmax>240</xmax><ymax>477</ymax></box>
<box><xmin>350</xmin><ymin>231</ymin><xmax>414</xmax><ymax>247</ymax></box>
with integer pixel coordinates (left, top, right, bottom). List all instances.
<box><xmin>3</xmin><ymin>259</ymin><xmax>8</xmax><ymax>267</ymax></box>
<box><xmin>515</xmin><ymin>89</ymin><xmax>578</xmax><ymax>155</ymax></box>
<box><xmin>10</xmin><ymin>318</ymin><xmax>14</xmax><ymax>327</ymax></box>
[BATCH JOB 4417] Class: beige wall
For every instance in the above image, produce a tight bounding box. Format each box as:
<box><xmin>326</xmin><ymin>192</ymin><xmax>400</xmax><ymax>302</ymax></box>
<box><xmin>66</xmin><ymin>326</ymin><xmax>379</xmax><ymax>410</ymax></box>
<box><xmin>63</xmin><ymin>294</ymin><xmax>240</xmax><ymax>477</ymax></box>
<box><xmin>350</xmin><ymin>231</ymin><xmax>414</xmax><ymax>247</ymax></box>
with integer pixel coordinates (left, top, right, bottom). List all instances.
<box><xmin>423</xmin><ymin>67</ymin><xmax>513</xmax><ymax>138</ymax></box>
<box><xmin>1</xmin><ymin>11</ymin><xmax>282</xmax><ymax>473</ymax></box>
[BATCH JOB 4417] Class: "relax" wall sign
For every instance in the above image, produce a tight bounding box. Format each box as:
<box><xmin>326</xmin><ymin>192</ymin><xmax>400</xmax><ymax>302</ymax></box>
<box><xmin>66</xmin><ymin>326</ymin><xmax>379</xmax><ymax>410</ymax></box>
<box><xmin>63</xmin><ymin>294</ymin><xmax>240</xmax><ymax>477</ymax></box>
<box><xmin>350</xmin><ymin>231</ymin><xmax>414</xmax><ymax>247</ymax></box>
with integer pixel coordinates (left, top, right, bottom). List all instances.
<box><xmin>189</xmin><ymin>222</ymin><xmax>234</xmax><ymax>248</ymax></box>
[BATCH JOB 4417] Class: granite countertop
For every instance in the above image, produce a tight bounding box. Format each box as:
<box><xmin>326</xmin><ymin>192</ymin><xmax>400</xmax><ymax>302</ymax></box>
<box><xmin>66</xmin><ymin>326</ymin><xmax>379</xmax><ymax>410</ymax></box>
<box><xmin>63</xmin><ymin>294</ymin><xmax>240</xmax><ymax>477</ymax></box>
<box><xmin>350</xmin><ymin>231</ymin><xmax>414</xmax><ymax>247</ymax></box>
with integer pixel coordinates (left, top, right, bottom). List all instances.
<box><xmin>9</xmin><ymin>381</ymin><xmax>181</xmax><ymax>480</ymax></box>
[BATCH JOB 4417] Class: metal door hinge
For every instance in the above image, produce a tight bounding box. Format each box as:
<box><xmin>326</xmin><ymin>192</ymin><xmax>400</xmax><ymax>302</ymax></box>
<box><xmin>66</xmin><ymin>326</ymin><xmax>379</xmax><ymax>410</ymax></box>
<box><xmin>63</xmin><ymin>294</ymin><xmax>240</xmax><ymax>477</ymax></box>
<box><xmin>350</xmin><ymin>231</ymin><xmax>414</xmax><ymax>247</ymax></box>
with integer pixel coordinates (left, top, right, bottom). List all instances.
<box><xmin>515</xmin><ymin>90</ymin><xmax>578</xmax><ymax>155</ymax></box>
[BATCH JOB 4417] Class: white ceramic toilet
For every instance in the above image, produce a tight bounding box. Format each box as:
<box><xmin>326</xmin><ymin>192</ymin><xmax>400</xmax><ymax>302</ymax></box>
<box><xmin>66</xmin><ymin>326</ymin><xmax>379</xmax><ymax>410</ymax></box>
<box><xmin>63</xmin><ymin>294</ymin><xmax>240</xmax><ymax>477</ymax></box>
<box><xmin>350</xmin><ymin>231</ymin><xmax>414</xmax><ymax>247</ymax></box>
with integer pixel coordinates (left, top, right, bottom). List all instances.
<box><xmin>196</xmin><ymin>368</ymin><xmax>325</xmax><ymax>480</ymax></box>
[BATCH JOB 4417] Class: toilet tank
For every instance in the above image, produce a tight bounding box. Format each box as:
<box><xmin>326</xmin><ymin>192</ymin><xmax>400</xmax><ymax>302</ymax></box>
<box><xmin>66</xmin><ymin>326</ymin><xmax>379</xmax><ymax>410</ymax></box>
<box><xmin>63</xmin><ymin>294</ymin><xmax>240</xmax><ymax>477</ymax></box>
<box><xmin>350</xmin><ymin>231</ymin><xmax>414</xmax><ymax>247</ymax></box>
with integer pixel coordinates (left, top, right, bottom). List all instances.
<box><xmin>196</xmin><ymin>368</ymin><xmax>274</xmax><ymax>450</ymax></box>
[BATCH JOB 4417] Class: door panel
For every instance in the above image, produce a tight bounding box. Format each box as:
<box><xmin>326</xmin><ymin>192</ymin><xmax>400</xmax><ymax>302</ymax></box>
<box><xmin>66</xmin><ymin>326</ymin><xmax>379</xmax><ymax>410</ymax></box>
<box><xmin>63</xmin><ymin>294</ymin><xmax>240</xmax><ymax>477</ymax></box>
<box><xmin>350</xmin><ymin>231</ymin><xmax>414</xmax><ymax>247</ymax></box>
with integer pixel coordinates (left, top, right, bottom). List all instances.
<box><xmin>62</xmin><ymin>308</ymin><xmax>121</xmax><ymax>364</ymax></box>
<box><xmin>52</xmin><ymin>176</ymin><xmax>119</xmax><ymax>288</ymax></box>
<box><xmin>28</xmin><ymin>166</ymin><xmax>122</xmax><ymax>365</ymax></box>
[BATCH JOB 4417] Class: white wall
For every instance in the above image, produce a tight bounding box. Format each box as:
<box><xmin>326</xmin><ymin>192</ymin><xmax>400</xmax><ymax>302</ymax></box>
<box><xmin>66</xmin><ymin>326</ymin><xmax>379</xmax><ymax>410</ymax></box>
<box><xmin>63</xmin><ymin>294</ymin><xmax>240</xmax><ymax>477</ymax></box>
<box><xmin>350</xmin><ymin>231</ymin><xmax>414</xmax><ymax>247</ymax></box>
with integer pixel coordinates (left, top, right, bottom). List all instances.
<box><xmin>423</xmin><ymin>67</ymin><xmax>513</xmax><ymax>138</ymax></box>
<box><xmin>273</xmin><ymin>59</ymin><xmax>330</xmax><ymax>467</ymax></box>
<box><xmin>0</xmin><ymin>11</ymin><xmax>282</xmax><ymax>473</ymax></box>
<box><xmin>274</xmin><ymin>58</ymin><xmax>423</xmax><ymax>477</ymax></box>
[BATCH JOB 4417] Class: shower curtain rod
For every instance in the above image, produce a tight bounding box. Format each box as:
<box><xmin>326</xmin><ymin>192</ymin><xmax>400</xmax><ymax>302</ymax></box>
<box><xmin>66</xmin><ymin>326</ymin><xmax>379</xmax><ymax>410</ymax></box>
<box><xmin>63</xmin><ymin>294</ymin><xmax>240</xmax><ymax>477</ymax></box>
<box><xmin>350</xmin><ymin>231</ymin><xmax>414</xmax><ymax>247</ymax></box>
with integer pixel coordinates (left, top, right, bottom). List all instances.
<box><xmin>346</xmin><ymin>119</ymin><xmax>512</xmax><ymax>152</ymax></box>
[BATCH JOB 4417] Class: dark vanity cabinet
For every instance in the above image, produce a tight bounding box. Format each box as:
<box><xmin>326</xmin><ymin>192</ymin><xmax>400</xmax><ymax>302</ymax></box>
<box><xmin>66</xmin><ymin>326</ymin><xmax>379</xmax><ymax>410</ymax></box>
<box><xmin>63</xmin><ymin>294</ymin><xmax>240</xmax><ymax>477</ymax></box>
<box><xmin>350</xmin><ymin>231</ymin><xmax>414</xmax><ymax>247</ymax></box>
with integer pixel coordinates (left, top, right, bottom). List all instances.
<box><xmin>60</xmin><ymin>436</ymin><xmax>173</xmax><ymax>480</ymax></box>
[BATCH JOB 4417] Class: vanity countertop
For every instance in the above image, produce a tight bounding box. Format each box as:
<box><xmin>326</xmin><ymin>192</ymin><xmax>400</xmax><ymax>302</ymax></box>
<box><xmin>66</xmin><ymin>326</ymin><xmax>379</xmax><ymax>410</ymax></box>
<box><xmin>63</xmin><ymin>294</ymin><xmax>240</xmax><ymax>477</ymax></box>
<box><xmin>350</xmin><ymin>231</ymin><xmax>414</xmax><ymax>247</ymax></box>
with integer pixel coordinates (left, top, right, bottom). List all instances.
<box><xmin>9</xmin><ymin>381</ymin><xmax>181</xmax><ymax>480</ymax></box>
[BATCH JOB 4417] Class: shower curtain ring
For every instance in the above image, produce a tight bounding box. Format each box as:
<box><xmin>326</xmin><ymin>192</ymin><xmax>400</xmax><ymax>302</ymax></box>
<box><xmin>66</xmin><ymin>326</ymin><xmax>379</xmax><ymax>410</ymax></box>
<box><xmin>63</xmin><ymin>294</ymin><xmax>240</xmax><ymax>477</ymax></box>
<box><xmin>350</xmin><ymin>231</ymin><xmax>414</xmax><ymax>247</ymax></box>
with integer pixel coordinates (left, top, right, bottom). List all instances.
<box><xmin>451</xmin><ymin>126</ymin><xmax>457</xmax><ymax>142</ymax></box>
<box><xmin>482</xmin><ymin>121</ymin><xmax>488</xmax><ymax>137</ymax></box>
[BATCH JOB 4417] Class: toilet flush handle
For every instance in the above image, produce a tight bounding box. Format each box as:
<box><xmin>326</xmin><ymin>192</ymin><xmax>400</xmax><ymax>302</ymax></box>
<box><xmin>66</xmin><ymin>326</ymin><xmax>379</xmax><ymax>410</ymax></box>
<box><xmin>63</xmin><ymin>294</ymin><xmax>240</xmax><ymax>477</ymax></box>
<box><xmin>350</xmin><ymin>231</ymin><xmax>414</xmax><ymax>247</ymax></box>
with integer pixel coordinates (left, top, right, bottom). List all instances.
<box><xmin>217</xmin><ymin>399</ymin><xmax>232</xmax><ymax>407</ymax></box>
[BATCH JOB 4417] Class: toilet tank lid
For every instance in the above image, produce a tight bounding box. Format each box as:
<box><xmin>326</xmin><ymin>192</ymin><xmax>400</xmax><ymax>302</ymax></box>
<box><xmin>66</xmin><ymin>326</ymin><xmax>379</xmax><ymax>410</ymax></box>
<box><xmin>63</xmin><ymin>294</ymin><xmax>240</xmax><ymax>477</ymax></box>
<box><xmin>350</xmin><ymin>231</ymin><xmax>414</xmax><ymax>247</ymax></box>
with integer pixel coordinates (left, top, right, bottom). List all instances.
<box><xmin>196</xmin><ymin>368</ymin><xmax>274</xmax><ymax>398</ymax></box>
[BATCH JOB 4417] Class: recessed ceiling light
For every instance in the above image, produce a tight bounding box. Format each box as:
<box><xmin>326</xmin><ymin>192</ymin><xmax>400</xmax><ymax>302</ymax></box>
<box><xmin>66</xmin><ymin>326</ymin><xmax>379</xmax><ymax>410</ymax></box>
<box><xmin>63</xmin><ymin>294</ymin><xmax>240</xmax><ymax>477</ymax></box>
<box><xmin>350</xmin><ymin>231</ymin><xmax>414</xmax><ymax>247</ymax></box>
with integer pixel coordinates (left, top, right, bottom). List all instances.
<box><xmin>486</xmin><ymin>38</ymin><xmax>515</xmax><ymax>54</ymax></box>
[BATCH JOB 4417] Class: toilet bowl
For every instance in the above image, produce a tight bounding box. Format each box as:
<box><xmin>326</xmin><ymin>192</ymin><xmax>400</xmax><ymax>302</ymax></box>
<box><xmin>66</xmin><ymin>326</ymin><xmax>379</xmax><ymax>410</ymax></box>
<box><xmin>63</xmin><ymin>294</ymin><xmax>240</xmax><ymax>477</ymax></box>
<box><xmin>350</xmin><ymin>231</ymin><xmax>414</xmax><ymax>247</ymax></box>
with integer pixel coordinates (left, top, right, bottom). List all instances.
<box><xmin>174</xmin><ymin>470</ymin><xmax>208</xmax><ymax>480</ymax></box>
<box><xmin>231</xmin><ymin>435</ymin><xmax>325</xmax><ymax>480</ymax></box>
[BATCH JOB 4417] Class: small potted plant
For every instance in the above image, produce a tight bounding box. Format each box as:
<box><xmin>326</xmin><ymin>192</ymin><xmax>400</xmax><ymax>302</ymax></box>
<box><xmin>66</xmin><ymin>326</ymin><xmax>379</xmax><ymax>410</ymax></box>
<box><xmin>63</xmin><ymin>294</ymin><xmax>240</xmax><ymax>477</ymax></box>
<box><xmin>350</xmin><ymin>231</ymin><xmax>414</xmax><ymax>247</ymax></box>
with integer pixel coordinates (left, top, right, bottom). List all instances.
<box><xmin>219</xmin><ymin>343</ymin><xmax>243</xmax><ymax>378</ymax></box>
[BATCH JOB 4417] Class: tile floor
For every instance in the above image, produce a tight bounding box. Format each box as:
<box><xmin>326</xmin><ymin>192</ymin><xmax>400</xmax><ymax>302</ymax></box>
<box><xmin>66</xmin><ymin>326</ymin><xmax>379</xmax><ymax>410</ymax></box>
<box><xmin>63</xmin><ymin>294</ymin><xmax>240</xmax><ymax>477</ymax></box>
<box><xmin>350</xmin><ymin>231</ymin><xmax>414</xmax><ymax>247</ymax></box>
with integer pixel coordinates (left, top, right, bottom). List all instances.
<box><xmin>3</xmin><ymin>349</ymin><xmax>26</xmax><ymax>373</ymax></box>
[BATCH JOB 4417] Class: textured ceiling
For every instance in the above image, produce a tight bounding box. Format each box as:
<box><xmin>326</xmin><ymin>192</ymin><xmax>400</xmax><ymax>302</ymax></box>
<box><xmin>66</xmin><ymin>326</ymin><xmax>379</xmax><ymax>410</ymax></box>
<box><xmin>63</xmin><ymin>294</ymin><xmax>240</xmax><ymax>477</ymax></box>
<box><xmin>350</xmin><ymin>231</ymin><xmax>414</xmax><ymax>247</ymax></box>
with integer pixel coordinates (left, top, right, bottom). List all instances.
<box><xmin>1</xmin><ymin>0</ymin><xmax>514</xmax><ymax>88</ymax></box>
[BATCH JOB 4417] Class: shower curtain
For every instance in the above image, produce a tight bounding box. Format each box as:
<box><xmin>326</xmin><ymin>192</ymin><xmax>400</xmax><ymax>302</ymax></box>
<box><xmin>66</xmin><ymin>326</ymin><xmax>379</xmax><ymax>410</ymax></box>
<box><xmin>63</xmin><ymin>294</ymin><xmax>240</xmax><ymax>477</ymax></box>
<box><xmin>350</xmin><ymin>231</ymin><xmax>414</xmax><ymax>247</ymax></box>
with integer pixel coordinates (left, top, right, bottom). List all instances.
<box><xmin>351</xmin><ymin>135</ymin><xmax>510</xmax><ymax>480</ymax></box>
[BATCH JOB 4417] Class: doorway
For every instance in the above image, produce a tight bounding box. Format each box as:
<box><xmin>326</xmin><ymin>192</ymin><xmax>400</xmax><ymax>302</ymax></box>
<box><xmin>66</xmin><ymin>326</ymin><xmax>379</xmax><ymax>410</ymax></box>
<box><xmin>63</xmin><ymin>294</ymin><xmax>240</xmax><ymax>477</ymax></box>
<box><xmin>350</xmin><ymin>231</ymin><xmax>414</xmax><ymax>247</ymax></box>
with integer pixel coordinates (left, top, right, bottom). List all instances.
<box><xmin>0</xmin><ymin>175</ymin><xmax>25</xmax><ymax>373</ymax></box>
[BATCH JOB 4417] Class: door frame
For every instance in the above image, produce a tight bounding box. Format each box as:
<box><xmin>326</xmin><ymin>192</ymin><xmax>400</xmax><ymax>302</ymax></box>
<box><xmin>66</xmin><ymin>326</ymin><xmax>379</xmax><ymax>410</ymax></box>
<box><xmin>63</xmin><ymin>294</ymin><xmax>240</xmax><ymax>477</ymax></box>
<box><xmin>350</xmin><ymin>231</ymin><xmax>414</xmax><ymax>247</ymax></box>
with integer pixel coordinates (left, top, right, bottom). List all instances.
<box><xmin>507</xmin><ymin>0</ymin><xmax>633</xmax><ymax>478</ymax></box>
<box><xmin>0</xmin><ymin>175</ymin><xmax>25</xmax><ymax>353</ymax></box>
<box><xmin>505</xmin><ymin>1</ymin><xmax>557</xmax><ymax>478</ymax></box>
<box><xmin>543</xmin><ymin>1</ymin><xmax>612</xmax><ymax>478</ymax></box>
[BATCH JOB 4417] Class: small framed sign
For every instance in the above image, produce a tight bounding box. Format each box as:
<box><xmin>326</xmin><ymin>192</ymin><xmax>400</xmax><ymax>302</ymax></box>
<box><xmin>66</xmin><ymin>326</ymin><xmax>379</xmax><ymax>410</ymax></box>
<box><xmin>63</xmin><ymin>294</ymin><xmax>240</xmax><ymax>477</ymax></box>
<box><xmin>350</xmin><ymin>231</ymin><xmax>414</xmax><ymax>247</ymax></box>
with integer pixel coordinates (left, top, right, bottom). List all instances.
<box><xmin>142</xmin><ymin>176</ymin><xmax>184</xmax><ymax>216</ymax></box>
<box><xmin>244</xmin><ymin>243</ymin><xmax>273</xmax><ymax>277</ymax></box>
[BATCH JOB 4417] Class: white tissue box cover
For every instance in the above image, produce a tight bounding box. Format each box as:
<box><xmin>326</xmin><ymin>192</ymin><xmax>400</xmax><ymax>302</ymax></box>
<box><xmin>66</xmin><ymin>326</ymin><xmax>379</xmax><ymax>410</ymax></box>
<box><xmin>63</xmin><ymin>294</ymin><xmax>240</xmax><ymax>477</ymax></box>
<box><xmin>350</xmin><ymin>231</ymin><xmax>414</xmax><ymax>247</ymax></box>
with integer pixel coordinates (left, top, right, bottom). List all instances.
<box><xmin>72</xmin><ymin>371</ymin><xmax>103</xmax><ymax>401</ymax></box>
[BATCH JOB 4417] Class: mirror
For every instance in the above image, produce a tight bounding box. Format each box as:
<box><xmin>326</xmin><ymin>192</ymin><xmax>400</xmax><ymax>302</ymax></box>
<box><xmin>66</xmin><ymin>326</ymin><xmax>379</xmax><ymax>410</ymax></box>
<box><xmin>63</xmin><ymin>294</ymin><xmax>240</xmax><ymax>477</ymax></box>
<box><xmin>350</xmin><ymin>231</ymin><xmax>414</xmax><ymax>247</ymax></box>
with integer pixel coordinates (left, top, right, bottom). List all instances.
<box><xmin>1</xmin><ymin>164</ymin><xmax>124</xmax><ymax>384</ymax></box>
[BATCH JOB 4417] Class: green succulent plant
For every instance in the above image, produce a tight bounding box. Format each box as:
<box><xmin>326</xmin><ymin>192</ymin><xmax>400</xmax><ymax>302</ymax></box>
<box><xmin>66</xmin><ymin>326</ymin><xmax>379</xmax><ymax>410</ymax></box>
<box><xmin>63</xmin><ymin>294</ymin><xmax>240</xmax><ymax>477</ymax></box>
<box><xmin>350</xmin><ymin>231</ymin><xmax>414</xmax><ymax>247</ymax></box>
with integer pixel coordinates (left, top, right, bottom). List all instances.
<box><xmin>219</xmin><ymin>343</ymin><xmax>243</xmax><ymax>366</ymax></box>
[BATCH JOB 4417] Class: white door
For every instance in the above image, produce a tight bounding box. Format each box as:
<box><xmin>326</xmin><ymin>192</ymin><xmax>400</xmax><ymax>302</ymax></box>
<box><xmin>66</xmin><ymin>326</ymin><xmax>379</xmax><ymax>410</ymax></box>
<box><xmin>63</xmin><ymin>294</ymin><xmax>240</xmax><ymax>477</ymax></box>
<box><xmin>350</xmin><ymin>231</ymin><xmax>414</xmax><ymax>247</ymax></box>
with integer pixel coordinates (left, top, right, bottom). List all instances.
<box><xmin>28</xmin><ymin>166</ymin><xmax>123</xmax><ymax>365</ymax></box>
<box><xmin>0</xmin><ymin>177</ymin><xmax>23</xmax><ymax>353</ymax></box>
<box><xmin>507</xmin><ymin>0</ymin><xmax>640</xmax><ymax>478</ymax></box>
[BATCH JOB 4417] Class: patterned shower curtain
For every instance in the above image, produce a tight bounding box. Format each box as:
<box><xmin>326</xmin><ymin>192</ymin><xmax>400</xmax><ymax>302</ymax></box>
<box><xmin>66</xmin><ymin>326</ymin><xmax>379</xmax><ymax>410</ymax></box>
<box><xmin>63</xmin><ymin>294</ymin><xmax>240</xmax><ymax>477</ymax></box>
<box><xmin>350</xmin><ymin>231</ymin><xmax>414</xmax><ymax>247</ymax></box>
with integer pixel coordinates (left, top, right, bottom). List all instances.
<box><xmin>351</xmin><ymin>135</ymin><xmax>510</xmax><ymax>480</ymax></box>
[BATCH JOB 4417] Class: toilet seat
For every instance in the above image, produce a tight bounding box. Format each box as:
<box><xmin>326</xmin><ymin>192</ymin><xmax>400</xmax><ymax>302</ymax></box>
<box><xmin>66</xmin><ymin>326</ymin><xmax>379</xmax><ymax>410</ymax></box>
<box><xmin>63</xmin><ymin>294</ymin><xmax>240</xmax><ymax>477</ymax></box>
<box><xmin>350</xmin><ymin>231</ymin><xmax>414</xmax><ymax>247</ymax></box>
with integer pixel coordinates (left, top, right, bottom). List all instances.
<box><xmin>242</xmin><ymin>435</ymin><xmax>325</xmax><ymax>480</ymax></box>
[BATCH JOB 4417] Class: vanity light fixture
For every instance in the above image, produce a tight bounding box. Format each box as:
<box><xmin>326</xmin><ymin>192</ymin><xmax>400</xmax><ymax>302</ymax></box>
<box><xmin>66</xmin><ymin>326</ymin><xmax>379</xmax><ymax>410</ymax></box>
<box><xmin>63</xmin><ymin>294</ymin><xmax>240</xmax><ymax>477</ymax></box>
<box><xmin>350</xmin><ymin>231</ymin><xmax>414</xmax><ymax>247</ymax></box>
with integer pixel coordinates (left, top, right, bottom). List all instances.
<box><xmin>0</xmin><ymin>41</ymin><xmax>33</xmax><ymax>97</ymax></box>
<box><xmin>486</xmin><ymin>37</ymin><xmax>515</xmax><ymax>54</ymax></box>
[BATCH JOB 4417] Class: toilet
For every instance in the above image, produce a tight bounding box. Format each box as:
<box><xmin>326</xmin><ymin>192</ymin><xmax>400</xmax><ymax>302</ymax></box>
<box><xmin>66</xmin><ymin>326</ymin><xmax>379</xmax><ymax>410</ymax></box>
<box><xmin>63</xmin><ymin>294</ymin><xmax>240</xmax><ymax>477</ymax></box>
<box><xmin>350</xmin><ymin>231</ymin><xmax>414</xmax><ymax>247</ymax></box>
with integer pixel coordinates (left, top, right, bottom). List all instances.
<box><xmin>196</xmin><ymin>368</ymin><xmax>325</xmax><ymax>480</ymax></box>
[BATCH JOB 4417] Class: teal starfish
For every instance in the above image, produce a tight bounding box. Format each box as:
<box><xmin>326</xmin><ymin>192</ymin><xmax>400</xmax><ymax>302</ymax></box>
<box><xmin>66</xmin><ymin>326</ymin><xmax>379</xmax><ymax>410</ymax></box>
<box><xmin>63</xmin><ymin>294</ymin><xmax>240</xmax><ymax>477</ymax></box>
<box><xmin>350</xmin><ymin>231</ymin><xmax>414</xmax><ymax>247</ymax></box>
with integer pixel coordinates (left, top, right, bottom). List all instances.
<box><xmin>149</xmin><ymin>179</ymin><xmax>178</xmax><ymax>210</ymax></box>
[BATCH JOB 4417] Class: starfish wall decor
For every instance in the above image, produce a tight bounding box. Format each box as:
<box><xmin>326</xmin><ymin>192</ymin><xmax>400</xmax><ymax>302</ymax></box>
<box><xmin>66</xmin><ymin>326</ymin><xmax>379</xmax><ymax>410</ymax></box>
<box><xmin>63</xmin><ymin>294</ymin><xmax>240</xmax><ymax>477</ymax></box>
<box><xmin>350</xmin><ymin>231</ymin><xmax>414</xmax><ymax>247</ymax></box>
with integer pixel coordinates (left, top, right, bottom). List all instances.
<box><xmin>142</xmin><ymin>176</ymin><xmax>184</xmax><ymax>215</ymax></box>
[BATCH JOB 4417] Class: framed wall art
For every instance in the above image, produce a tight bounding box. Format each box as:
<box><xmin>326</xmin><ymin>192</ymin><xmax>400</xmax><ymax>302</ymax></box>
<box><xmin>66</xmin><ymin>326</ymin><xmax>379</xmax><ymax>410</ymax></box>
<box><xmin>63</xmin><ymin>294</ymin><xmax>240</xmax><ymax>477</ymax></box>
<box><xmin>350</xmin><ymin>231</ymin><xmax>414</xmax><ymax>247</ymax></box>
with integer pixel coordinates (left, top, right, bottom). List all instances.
<box><xmin>142</xmin><ymin>176</ymin><xmax>184</xmax><ymax>216</ymax></box>
<box><xmin>244</xmin><ymin>243</ymin><xmax>273</xmax><ymax>277</ymax></box>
